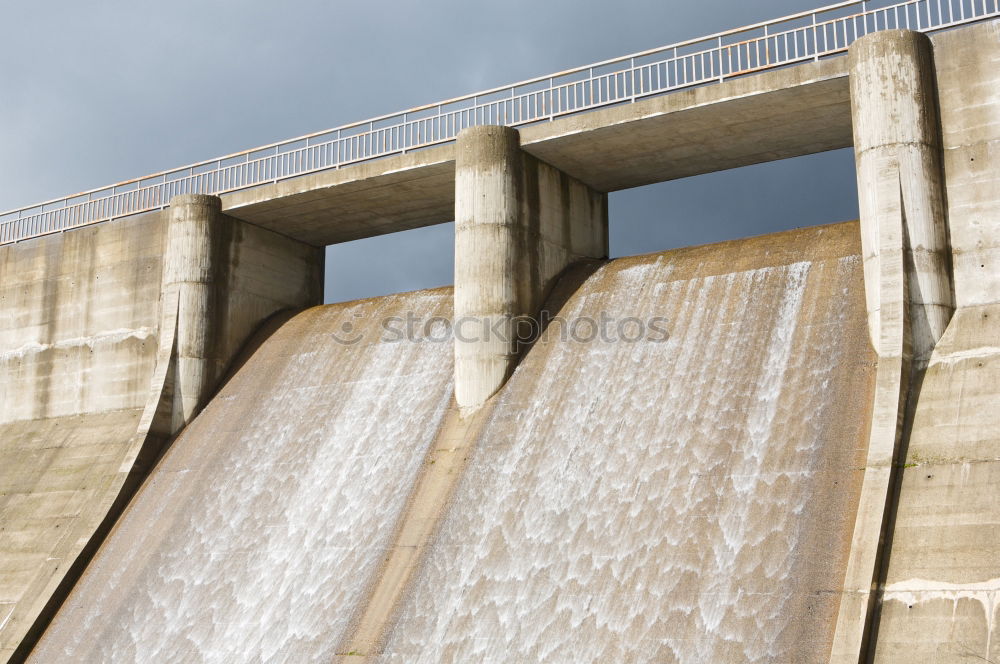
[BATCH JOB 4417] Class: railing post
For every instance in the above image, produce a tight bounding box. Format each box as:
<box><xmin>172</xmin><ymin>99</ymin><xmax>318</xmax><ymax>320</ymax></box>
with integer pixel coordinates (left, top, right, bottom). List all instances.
<box><xmin>629</xmin><ymin>57</ymin><xmax>636</xmax><ymax>101</ymax></box>
<box><xmin>812</xmin><ymin>12</ymin><xmax>820</xmax><ymax>60</ymax></box>
<box><xmin>546</xmin><ymin>79</ymin><xmax>553</xmax><ymax>119</ymax></box>
<box><xmin>718</xmin><ymin>36</ymin><xmax>725</xmax><ymax>82</ymax></box>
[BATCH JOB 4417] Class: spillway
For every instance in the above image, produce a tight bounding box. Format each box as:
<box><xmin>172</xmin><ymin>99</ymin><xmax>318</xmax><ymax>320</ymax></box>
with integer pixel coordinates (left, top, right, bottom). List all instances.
<box><xmin>28</xmin><ymin>290</ymin><xmax>455</xmax><ymax>662</ymax></box>
<box><xmin>380</xmin><ymin>222</ymin><xmax>875</xmax><ymax>662</ymax></box>
<box><xmin>28</xmin><ymin>222</ymin><xmax>874</xmax><ymax>663</ymax></box>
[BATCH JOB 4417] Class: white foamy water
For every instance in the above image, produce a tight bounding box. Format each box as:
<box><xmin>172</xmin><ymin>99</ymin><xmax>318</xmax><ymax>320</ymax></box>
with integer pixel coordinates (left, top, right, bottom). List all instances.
<box><xmin>30</xmin><ymin>291</ymin><xmax>455</xmax><ymax>664</ymax></box>
<box><xmin>382</xmin><ymin>249</ymin><xmax>870</xmax><ymax>663</ymax></box>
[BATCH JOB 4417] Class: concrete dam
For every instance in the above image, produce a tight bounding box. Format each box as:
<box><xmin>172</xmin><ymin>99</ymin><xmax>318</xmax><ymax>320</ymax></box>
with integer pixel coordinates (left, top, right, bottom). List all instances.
<box><xmin>1</xmin><ymin>3</ymin><xmax>999</xmax><ymax>663</ymax></box>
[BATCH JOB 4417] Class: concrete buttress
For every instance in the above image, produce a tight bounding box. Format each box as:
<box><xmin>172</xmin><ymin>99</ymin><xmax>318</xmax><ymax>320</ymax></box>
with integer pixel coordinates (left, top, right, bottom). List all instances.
<box><xmin>849</xmin><ymin>29</ymin><xmax>953</xmax><ymax>360</ymax></box>
<box><xmin>453</xmin><ymin>125</ymin><xmax>607</xmax><ymax>409</ymax></box>
<box><xmin>162</xmin><ymin>194</ymin><xmax>230</xmax><ymax>432</ymax></box>
<box><xmin>833</xmin><ymin>29</ymin><xmax>958</xmax><ymax>663</ymax></box>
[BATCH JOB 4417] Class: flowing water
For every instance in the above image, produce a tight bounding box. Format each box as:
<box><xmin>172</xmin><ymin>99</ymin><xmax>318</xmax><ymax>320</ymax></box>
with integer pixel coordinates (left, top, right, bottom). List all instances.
<box><xmin>29</xmin><ymin>290</ymin><xmax>455</xmax><ymax>663</ymax></box>
<box><xmin>380</xmin><ymin>223</ymin><xmax>874</xmax><ymax>663</ymax></box>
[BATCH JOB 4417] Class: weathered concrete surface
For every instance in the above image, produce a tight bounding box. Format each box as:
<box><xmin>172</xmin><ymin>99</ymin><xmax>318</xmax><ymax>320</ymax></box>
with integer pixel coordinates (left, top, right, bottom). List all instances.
<box><xmin>381</xmin><ymin>222</ymin><xmax>875</xmax><ymax>662</ymax></box>
<box><xmin>220</xmin><ymin>56</ymin><xmax>850</xmax><ymax>247</ymax></box>
<box><xmin>0</xmin><ymin>288</ymin><xmax>178</xmax><ymax>664</ymax></box>
<box><xmin>872</xmin><ymin>306</ymin><xmax>1000</xmax><ymax>663</ymax></box>
<box><xmin>163</xmin><ymin>195</ymin><xmax>223</xmax><ymax>431</ymax></box>
<box><xmin>0</xmin><ymin>215</ymin><xmax>165</xmax><ymax>663</ymax></box>
<box><xmin>336</xmin><ymin>401</ymin><xmax>494</xmax><ymax>660</ymax></box>
<box><xmin>0</xmin><ymin>208</ymin><xmax>322</xmax><ymax>663</ymax></box>
<box><xmin>28</xmin><ymin>290</ymin><xmax>456</xmax><ymax>663</ymax></box>
<box><xmin>830</xmin><ymin>146</ymin><xmax>911</xmax><ymax>663</ymax></box>
<box><xmin>4</xmin><ymin>18</ymin><xmax>997</xmax><ymax>663</ymax></box>
<box><xmin>831</xmin><ymin>29</ymin><xmax>951</xmax><ymax>662</ymax></box>
<box><xmin>162</xmin><ymin>194</ymin><xmax>324</xmax><ymax>431</ymax></box>
<box><xmin>871</xmin><ymin>21</ymin><xmax>1000</xmax><ymax>663</ymax></box>
<box><xmin>0</xmin><ymin>411</ymin><xmax>149</xmax><ymax>663</ymax></box>
<box><xmin>849</xmin><ymin>30</ymin><xmax>952</xmax><ymax>359</ymax></box>
<box><xmin>0</xmin><ymin>214</ymin><xmax>164</xmax><ymax>424</ymax></box>
<box><xmin>222</xmin><ymin>146</ymin><xmax>456</xmax><ymax>247</ymax></box>
<box><xmin>520</xmin><ymin>55</ymin><xmax>851</xmax><ymax>192</ymax></box>
<box><xmin>453</xmin><ymin>126</ymin><xmax>607</xmax><ymax>408</ymax></box>
<box><xmin>935</xmin><ymin>20</ymin><xmax>1000</xmax><ymax>308</ymax></box>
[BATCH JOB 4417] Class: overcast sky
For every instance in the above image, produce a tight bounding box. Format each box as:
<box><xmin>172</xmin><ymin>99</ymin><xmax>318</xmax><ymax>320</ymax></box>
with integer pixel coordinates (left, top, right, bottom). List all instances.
<box><xmin>1</xmin><ymin>0</ymin><xmax>858</xmax><ymax>303</ymax></box>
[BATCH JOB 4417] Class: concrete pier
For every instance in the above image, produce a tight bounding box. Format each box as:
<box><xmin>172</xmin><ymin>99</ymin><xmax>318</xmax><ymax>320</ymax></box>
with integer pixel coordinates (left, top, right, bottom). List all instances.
<box><xmin>832</xmin><ymin>29</ymin><xmax>955</xmax><ymax>661</ymax></box>
<box><xmin>162</xmin><ymin>194</ymin><xmax>229</xmax><ymax>431</ymax></box>
<box><xmin>849</xmin><ymin>29</ymin><xmax>953</xmax><ymax>360</ymax></box>
<box><xmin>453</xmin><ymin>126</ymin><xmax>607</xmax><ymax>409</ymax></box>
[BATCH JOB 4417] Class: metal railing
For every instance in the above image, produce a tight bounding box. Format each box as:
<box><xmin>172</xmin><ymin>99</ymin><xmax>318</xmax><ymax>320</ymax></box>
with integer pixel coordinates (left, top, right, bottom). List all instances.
<box><xmin>2</xmin><ymin>0</ymin><xmax>998</xmax><ymax>245</ymax></box>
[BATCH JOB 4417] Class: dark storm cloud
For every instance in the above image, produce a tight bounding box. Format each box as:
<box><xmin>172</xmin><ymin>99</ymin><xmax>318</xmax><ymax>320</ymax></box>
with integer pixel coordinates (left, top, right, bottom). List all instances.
<box><xmin>0</xmin><ymin>0</ymin><xmax>857</xmax><ymax>302</ymax></box>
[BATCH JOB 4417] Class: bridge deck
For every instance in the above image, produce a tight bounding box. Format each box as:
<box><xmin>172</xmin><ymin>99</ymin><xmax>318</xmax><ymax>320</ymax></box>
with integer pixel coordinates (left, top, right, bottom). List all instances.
<box><xmin>221</xmin><ymin>55</ymin><xmax>850</xmax><ymax>246</ymax></box>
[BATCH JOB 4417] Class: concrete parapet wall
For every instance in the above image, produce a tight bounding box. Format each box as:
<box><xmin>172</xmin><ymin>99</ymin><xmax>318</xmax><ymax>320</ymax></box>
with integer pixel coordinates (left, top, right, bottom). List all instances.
<box><xmin>454</xmin><ymin>125</ymin><xmax>607</xmax><ymax>409</ymax></box>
